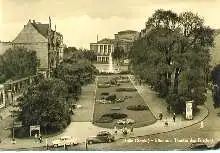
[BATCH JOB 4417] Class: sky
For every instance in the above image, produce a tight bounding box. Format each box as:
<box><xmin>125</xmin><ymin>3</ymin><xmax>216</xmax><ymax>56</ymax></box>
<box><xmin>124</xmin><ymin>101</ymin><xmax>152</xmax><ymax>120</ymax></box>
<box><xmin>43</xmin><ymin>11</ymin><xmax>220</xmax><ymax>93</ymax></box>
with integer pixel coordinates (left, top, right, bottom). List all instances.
<box><xmin>1</xmin><ymin>0</ymin><xmax>220</xmax><ymax>49</ymax></box>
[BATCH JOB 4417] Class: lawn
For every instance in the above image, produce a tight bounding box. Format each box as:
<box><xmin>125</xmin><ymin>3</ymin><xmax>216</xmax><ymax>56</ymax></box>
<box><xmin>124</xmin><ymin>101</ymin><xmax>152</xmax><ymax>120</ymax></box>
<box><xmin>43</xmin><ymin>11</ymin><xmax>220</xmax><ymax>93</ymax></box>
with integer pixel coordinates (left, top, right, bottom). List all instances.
<box><xmin>93</xmin><ymin>75</ymin><xmax>156</xmax><ymax>128</ymax></box>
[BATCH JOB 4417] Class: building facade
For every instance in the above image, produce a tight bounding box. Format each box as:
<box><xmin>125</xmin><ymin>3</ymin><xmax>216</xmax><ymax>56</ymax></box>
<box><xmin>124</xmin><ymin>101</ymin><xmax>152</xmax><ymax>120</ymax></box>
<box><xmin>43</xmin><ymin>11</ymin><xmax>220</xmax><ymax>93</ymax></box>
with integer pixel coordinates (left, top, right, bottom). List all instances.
<box><xmin>0</xmin><ymin>41</ymin><xmax>13</xmax><ymax>55</ymax></box>
<box><xmin>0</xmin><ymin>84</ymin><xmax>5</xmax><ymax>109</ymax></box>
<box><xmin>90</xmin><ymin>38</ymin><xmax>114</xmax><ymax>63</ymax></box>
<box><xmin>114</xmin><ymin>30</ymin><xmax>139</xmax><ymax>53</ymax></box>
<box><xmin>12</xmin><ymin>17</ymin><xmax>64</xmax><ymax>77</ymax></box>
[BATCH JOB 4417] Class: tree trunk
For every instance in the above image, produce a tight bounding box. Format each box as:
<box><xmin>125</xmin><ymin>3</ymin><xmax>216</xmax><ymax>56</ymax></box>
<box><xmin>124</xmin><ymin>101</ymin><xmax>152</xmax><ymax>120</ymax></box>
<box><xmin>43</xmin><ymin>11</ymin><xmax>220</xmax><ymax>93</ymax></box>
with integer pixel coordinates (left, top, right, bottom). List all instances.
<box><xmin>173</xmin><ymin>68</ymin><xmax>180</xmax><ymax>94</ymax></box>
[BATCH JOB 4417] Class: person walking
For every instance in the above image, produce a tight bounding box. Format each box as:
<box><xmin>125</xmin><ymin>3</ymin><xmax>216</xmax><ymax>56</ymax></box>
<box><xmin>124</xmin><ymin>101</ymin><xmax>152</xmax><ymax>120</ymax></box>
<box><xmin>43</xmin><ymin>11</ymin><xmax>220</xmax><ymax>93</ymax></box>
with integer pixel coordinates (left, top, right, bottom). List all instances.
<box><xmin>114</xmin><ymin>126</ymin><xmax>117</xmax><ymax>136</ymax></box>
<box><xmin>130</xmin><ymin>125</ymin><xmax>134</xmax><ymax>135</ymax></box>
<box><xmin>173</xmin><ymin>113</ymin><xmax>176</xmax><ymax>122</ymax></box>
<box><xmin>159</xmin><ymin>113</ymin><xmax>163</xmax><ymax>120</ymax></box>
<box><xmin>34</xmin><ymin>133</ymin><xmax>38</xmax><ymax>143</ymax></box>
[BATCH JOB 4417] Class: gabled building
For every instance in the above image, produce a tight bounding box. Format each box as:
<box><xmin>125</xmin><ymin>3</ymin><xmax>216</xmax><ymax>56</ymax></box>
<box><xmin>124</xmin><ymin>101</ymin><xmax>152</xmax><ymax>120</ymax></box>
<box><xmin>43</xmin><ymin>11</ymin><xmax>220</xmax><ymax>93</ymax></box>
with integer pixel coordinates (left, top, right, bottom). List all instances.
<box><xmin>12</xmin><ymin>17</ymin><xmax>64</xmax><ymax>77</ymax></box>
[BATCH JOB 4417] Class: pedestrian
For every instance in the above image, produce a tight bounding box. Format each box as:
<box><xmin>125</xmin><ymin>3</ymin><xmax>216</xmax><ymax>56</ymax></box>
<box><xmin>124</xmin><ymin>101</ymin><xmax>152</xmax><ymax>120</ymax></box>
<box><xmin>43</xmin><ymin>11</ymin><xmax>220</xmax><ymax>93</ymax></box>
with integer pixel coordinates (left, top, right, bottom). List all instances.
<box><xmin>34</xmin><ymin>133</ymin><xmax>38</xmax><ymax>143</ymax></box>
<box><xmin>39</xmin><ymin>135</ymin><xmax>43</xmax><ymax>143</ymax></box>
<box><xmin>130</xmin><ymin>125</ymin><xmax>134</xmax><ymax>133</ymax></box>
<box><xmin>114</xmin><ymin>126</ymin><xmax>117</xmax><ymax>136</ymax></box>
<box><xmin>200</xmin><ymin>121</ymin><xmax>204</xmax><ymax>128</ymax></box>
<box><xmin>173</xmin><ymin>113</ymin><xmax>176</xmax><ymax>122</ymax></box>
<box><xmin>159</xmin><ymin>113</ymin><xmax>163</xmax><ymax>120</ymax></box>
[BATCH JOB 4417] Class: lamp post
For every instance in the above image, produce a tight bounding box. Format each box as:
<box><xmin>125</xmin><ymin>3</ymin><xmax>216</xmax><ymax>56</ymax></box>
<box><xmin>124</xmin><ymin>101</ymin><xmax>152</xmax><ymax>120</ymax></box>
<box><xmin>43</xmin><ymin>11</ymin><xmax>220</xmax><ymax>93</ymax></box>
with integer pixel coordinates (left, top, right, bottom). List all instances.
<box><xmin>85</xmin><ymin>138</ymin><xmax>88</xmax><ymax>151</ymax></box>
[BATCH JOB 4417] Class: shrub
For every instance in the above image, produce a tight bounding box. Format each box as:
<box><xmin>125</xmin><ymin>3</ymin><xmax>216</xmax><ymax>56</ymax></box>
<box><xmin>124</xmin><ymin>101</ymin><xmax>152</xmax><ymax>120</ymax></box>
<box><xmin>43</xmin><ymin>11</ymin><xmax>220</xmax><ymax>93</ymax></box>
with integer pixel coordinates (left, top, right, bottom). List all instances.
<box><xmin>119</xmin><ymin>70</ymin><xmax>130</xmax><ymax>74</ymax></box>
<box><xmin>105</xmin><ymin>94</ymin><xmax>116</xmax><ymax>101</ymax></box>
<box><xmin>97</xmin><ymin>84</ymin><xmax>110</xmax><ymax>88</ymax></box>
<box><xmin>13</xmin><ymin>127</ymin><xmax>29</xmax><ymax>138</ymax></box>
<box><xmin>118</xmin><ymin>79</ymin><xmax>129</xmax><ymax>83</ymax></box>
<box><xmin>127</xmin><ymin>105</ymin><xmax>149</xmax><ymax>111</ymax></box>
<box><xmin>97</xmin><ymin>113</ymin><xmax>127</xmax><ymax>123</ymax></box>
<box><xmin>114</xmin><ymin>98</ymin><xmax>125</xmax><ymax>103</ymax></box>
<box><xmin>97</xmin><ymin>116</ymin><xmax>114</xmax><ymax>123</ymax></box>
<box><xmin>116</xmin><ymin>88</ymin><xmax>137</xmax><ymax>92</ymax></box>
<box><xmin>101</xmin><ymin>92</ymin><xmax>110</xmax><ymax>96</ymax></box>
<box><xmin>102</xmin><ymin>113</ymin><xmax>127</xmax><ymax>119</ymax></box>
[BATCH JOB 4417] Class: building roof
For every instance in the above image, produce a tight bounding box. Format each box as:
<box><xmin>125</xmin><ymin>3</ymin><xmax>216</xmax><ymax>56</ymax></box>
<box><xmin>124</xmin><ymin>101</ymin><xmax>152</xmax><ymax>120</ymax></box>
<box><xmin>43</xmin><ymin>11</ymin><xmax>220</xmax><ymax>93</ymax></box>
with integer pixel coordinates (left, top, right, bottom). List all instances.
<box><xmin>215</xmin><ymin>29</ymin><xmax>220</xmax><ymax>36</ymax></box>
<box><xmin>92</xmin><ymin>38</ymin><xmax>115</xmax><ymax>44</ymax></box>
<box><xmin>117</xmin><ymin>30</ymin><xmax>139</xmax><ymax>34</ymax></box>
<box><xmin>31</xmin><ymin>20</ymin><xmax>62</xmax><ymax>38</ymax></box>
<box><xmin>32</xmin><ymin>22</ymin><xmax>49</xmax><ymax>38</ymax></box>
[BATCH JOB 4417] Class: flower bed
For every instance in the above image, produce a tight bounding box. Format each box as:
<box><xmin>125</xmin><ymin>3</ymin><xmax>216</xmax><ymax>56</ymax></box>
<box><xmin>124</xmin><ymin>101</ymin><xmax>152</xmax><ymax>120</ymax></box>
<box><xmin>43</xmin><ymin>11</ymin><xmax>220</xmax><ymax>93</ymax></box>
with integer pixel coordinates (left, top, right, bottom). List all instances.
<box><xmin>127</xmin><ymin>104</ymin><xmax>149</xmax><ymax>111</ymax></box>
<box><xmin>97</xmin><ymin>113</ymin><xmax>127</xmax><ymax>123</ymax></box>
<box><xmin>116</xmin><ymin>87</ymin><xmax>137</xmax><ymax>92</ymax></box>
<box><xmin>97</xmin><ymin>83</ymin><xmax>110</xmax><ymax>88</ymax></box>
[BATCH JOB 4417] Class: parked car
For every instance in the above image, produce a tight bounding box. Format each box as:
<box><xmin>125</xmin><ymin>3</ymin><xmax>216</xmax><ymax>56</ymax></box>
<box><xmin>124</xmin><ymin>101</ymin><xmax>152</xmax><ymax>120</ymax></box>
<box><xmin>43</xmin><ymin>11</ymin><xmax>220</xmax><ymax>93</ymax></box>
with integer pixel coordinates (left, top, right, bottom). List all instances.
<box><xmin>52</xmin><ymin>136</ymin><xmax>78</xmax><ymax>147</ymax></box>
<box><xmin>87</xmin><ymin>131</ymin><xmax>115</xmax><ymax>144</ymax></box>
<box><xmin>212</xmin><ymin>141</ymin><xmax>220</xmax><ymax>150</ymax></box>
<box><xmin>190</xmin><ymin>142</ymin><xmax>210</xmax><ymax>150</ymax></box>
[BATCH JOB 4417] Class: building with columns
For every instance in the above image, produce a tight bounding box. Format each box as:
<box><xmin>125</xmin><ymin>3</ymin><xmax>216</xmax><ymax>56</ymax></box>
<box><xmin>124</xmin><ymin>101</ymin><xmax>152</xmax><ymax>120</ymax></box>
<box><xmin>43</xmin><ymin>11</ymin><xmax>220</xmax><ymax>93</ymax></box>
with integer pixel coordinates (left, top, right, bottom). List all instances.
<box><xmin>90</xmin><ymin>38</ymin><xmax>114</xmax><ymax>63</ymax></box>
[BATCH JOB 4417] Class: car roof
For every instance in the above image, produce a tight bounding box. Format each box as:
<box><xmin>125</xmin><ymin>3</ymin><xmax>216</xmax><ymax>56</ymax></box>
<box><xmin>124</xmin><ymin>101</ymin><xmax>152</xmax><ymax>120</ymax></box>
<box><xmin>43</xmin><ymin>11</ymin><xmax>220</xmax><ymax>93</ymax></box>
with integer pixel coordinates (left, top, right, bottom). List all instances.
<box><xmin>98</xmin><ymin>131</ymin><xmax>110</xmax><ymax>134</ymax></box>
<box><xmin>60</xmin><ymin>136</ymin><xmax>72</xmax><ymax>139</ymax></box>
<box><xmin>191</xmin><ymin>142</ymin><xmax>206</xmax><ymax>145</ymax></box>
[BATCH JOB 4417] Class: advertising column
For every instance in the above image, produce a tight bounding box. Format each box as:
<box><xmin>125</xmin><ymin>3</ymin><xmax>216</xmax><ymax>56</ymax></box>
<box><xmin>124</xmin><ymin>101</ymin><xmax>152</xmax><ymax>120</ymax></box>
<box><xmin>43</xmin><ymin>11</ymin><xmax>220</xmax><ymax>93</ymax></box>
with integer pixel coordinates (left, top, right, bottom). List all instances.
<box><xmin>185</xmin><ymin>100</ymin><xmax>193</xmax><ymax>120</ymax></box>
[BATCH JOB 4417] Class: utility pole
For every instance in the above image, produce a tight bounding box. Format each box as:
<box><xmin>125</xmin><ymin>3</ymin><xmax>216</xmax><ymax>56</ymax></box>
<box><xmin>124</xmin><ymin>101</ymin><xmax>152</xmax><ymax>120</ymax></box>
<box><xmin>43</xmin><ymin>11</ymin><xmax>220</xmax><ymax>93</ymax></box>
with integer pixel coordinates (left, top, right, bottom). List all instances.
<box><xmin>85</xmin><ymin>139</ymin><xmax>88</xmax><ymax>150</ymax></box>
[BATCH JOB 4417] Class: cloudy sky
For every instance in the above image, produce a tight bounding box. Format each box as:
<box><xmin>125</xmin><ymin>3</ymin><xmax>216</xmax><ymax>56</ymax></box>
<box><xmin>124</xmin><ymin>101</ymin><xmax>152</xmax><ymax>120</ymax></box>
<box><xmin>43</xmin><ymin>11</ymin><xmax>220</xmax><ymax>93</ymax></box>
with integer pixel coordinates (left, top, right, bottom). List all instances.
<box><xmin>1</xmin><ymin>0</ymin><xmax>220</xmax><ymax>49</ymax></box>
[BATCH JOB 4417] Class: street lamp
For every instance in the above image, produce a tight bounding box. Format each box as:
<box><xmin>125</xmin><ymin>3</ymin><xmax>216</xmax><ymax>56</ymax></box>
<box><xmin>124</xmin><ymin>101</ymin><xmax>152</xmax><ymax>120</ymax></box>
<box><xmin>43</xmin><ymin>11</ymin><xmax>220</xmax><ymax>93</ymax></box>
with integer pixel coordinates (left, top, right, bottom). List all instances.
<box><xmin>85</xmin><ymin>138</ymin><xmax>88</xmax><ymax>150</ymax></box>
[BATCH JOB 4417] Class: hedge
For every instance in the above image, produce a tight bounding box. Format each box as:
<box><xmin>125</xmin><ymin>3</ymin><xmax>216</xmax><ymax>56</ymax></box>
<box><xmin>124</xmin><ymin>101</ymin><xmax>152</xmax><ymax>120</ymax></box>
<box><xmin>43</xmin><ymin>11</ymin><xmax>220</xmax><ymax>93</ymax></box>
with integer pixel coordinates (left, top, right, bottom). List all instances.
<box><xmin>116</xmin><ymin>88</ymin><xmax>137</xmax><ymax>92</ymax></box>
<box><xmin>127</xmin><ymin>105</ymin><xmax>149</xmax><ymax>111</ymax></box>
<box><xmin>97</xmin><ymin>113</ymin><xmax>128</xmax><ymax>123</ymax></box>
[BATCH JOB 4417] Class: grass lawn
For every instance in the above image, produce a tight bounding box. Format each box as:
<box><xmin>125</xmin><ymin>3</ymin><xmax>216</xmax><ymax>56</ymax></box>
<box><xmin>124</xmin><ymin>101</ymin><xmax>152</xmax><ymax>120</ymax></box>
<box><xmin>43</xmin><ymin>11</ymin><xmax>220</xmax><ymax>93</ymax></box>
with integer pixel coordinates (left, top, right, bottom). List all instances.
<box><xmin>93</xmin><ymin>75</ymin><xmax>156</xmax><ymax>128</ymax></box>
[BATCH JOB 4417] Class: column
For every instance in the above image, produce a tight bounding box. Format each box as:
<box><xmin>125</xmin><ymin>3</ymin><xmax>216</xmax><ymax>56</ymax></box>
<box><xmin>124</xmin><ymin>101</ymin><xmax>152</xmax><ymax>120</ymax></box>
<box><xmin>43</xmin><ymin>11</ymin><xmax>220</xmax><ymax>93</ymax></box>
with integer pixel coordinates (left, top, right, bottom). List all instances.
<box><xmin>106</xmin><ymin>45</ymin><xmax>109</xmax><ymax>55</ymax></box>
<box><xmin>7</xmin><ymin>90</ymin><xmax>12</xmax><ymax>105</ymax></box>
<box><xmin>97</xmin><ymin>44</ymin><xmax>100</xmax><ymax>54</ymax></box>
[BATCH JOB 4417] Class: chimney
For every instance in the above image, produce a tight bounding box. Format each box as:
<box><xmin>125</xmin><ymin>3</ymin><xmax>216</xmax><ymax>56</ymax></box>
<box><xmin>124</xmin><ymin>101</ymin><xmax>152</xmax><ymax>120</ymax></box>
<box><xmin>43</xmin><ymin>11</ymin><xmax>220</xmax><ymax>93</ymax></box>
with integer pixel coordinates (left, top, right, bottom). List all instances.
<box><xmin>97</xmin><ymin>34</ymin><xmax>99</xmax><ymax>43</ymax></box>
<box><xmin>49</xmin><ymin>16</ymin><xmax>51</xmax><ymax>29</ymax></box>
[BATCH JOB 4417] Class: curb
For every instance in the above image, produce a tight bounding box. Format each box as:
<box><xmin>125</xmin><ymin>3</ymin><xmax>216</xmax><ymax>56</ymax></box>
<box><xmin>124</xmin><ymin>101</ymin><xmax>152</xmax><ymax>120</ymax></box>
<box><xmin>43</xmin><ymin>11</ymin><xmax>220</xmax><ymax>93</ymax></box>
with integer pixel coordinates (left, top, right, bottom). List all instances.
<box><xmin>116</xmin><ymin>105</ymin><xmax>209</xmax><ymax>140</ymax></box>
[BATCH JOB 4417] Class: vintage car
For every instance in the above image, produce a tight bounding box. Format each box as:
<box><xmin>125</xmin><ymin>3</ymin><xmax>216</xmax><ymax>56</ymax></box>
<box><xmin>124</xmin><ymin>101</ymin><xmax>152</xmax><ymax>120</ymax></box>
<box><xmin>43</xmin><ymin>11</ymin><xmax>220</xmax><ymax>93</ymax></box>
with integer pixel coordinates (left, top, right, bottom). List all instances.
<box><xmin>52</xmin><ymin>136</ymin><xmax>78</xmax><ymax>147</ymax></box>
<box><xmin>189</xmin><ymin>142</ymin><xmax>210</xmax><ymax>150</ymax></box>
<box><xmin>87</xmin><ymin>131</ymin><xmax>115</xmax><ymax>144</ymax></box>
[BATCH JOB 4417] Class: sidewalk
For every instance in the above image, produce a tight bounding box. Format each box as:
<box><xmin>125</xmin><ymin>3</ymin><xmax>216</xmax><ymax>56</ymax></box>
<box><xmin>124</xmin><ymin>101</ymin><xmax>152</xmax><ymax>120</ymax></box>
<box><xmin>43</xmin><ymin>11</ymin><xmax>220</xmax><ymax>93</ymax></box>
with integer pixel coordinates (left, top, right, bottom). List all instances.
<box><xmin>128</xmin><ymin>75</ymin><xmax>169</xmax><ymax>118</ymax></box>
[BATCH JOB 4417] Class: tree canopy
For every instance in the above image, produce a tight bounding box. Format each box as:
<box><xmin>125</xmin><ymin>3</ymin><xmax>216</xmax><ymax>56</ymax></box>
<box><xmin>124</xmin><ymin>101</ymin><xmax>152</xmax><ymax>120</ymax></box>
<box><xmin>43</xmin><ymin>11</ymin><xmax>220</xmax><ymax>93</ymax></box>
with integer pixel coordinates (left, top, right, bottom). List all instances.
<box><xmin>130</xmin><ymin>9</ymin><xmax>215</xmax><ymax>113</ymax></box>
<box><xmin>0</xmin><ymin>47</ymin><xmax>37</xmax><ymax>83</ymax></box>
<box><xmin>63</xmin><ymin>47</ymin><xmax>97</xmax><ymax>62</ymax></box>
<box><xmin>17</xmin><ymin>78</ymin><xmax>70</xmax><ymax>134</ymax></box>
<box><xmin>112</xmin><ymin>44</ymin><xmax>125</xmax><ymax>62</ymax></box>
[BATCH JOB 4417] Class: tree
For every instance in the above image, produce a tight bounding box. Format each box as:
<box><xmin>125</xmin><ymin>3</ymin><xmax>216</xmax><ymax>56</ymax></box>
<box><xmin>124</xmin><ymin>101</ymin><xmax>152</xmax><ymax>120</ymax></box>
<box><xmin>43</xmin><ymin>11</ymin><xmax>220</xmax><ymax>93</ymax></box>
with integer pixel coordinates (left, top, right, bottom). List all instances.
<box><xmin>211</xmin><ymin>64</ymin><xmax>220</xmax><ymax>106</ymax></box>
<box><xmin>130</xmin><ymin>9</ymin><xmax>215</xmax><ymax>113</ymax></box>
<box><xmin>17</xmin><ymin>78</ymin><xmax>70</xmax><ymax>134</ymax></box>
<box><xmin>53</xmin><ymin>58</ymin><xmax>98</xmax><ymax>101</ymax></box>
<box><xmin>0</xmin><ymin>47</ymin><xmax>37</xmax><ymax>83</ymax></box>
<box><xmin>63</xmin><ymin>46</ymin><xmax>97</xmax><ymax>62</ymax></box>
<box><xmin>112</xmin><ymin>44</ymin><xmax>125</xmax><ymax>65</ymax></box>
